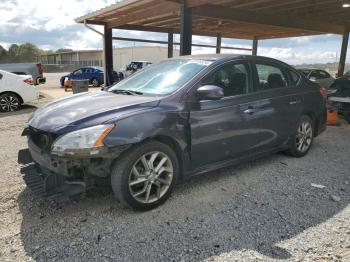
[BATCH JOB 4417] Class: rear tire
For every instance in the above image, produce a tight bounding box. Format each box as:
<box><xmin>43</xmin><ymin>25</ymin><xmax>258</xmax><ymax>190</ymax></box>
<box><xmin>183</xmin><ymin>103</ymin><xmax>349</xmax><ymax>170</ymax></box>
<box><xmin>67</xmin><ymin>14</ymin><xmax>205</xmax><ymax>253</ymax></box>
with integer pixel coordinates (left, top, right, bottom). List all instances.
<box><xmin>91</xmin><ymin>78</ymin><xmax>100</xmax><ymax>87</ymax></box>
<box><xmin>0</xmin><ymin>93</ymin><xmax>21</xmax><ymax>112</ymax></box>
<box><xmin>286</xmin><ymin>115</ymin><xmax>314</xmax><ymax>157</ymax></box>
<box><xmin>111</xmin><ymin>141</ymin><xmax>179</xmax><ymax>211</ymax></box>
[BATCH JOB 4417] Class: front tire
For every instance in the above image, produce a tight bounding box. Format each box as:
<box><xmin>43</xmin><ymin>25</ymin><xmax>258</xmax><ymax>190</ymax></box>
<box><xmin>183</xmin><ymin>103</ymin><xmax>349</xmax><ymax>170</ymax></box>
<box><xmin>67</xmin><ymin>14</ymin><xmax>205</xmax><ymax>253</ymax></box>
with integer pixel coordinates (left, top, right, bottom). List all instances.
<box><xmin>287</xmin><ymin>115</ymin><xmax>314</xmax><ymax>157</ymax></box>
<box><xmin>0</xmin><ymin>93</ymin><xmax>21</xmax><ymax>112</ymax></box>
<box><xmin>111</xmin><ymin>141</ymin><xmax>179</xmax><ymax>211</ymax></box>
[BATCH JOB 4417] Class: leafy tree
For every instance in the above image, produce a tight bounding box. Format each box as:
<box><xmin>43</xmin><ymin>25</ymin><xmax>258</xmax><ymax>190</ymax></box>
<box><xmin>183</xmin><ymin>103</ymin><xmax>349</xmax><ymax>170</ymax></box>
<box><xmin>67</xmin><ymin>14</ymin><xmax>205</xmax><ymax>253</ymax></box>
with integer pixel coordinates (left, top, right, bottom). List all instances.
<box><xmin>15</xmin><ymin>43</ymin><xmax>41</xmax><ymax>62</ymax></box>
<box><xmin>0</xmin><ymin>45</ymin><xmax>9</xmax><ymax>63</ymax></box>
<box><xmin>8</xmin><ymin>44</ymin><xmax>19</xmax><ymax>62</ymax></box>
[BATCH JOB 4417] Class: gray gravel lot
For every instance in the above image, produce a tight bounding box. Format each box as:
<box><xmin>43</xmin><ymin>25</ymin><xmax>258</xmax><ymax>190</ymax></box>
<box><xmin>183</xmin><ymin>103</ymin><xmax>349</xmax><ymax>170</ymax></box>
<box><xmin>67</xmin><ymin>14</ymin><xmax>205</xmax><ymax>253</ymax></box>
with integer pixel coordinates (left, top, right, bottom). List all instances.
<box><xmin>0</xmin><ymin>97</ymin><xmax>350</xmax><ymax>262</ymax></box>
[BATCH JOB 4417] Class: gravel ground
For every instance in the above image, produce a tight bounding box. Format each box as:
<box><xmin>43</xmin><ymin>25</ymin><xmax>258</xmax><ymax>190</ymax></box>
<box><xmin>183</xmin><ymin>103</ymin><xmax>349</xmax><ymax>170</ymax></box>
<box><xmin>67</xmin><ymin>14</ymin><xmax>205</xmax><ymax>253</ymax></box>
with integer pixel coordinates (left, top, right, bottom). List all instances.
<box><xmin>0</xmin><ymin>97</ymin><xmax>350</xmax><ymax>262</ymax></box>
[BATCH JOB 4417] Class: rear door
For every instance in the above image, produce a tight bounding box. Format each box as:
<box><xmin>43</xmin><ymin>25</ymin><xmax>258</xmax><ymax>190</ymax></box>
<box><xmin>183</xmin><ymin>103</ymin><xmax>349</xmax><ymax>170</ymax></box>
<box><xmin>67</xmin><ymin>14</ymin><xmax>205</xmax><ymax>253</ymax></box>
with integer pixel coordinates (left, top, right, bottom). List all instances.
<box><xmin>188</xmin><ymin>61</ymin><xmax>279</xmax><ymax>168</ymax></box>
<box><xmin>251</xmin><ymin>61</ymin><xmax>303</xmax><ymax>146</ymax></box>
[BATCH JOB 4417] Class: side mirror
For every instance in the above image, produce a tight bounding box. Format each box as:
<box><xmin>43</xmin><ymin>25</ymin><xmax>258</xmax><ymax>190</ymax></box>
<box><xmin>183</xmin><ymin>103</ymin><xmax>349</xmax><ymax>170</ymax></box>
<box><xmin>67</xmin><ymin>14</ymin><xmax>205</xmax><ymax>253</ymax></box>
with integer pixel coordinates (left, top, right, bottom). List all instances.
<box><xmin>196</xmin><ymin>85</ymin><xmax>224</xmax><ymax>101</ymax></box>
<box><xmin>310</xmin><ymin>77</ymin><xmax>317</xmax><ymax>82</ymax></box>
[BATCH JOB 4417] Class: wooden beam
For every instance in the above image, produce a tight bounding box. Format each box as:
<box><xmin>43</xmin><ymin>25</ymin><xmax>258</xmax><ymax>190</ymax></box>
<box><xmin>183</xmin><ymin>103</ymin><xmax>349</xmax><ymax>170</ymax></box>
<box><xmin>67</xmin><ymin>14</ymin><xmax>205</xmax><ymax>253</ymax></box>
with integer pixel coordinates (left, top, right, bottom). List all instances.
<box><xmin>107</xmin><ymin>2</ymin><xmax>178</xmax><ymax>29</ymax></box>
<box><xmin>111</xmin><ymin>36</ymin><xmax>252</xmax><ymax>51</ymax></box>
<box><xmin>192</xmin><ymin>4</ymin><xmax>345</xmax><ymax>35</ymax></box>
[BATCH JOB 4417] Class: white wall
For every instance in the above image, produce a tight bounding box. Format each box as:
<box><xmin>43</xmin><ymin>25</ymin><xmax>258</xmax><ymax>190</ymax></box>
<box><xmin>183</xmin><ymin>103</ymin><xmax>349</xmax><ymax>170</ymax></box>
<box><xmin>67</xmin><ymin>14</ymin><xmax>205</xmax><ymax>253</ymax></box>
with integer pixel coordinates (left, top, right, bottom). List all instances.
<box><xmin>113</xmin><ymin>46</ymin><xmax>179</xmax><ymax>71</ymax></box>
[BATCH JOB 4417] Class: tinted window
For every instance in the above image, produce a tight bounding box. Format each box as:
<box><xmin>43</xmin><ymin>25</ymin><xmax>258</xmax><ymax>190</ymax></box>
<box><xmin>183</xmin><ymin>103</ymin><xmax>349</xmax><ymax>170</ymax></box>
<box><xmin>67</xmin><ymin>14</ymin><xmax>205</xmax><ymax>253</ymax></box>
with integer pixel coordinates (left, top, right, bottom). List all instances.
<box><xmin>74</xmin><ymin>69</ymin><xmax>83</xmax><ymax>75</ymax></box>
<box><xmin>333</xmin><ymin>79</ymin><xmax>350</xmax><ymax>97</ymax></box>
<box><xmin>299</xmin><ymin>69</ymin><xmax>311</xmax><ymax>77</ymax></box>
<box><xmin>318</xmin><ymin>70</ymin><xmax>331</xmax><ymax>79</ymax></box>
<box><xmin>288</xmin><ymin>69</ymin><xmax>300</xmax><ymax>86</ymax></box>
<box><xmin>83</xmin><ymin>68</ymin><xmax>94</xmax><ymax>73</ymax></box>
<box><xmin>202</xmin><ymin>63</ymin><xmax>250</xmax><ymax>97</ymax></box>
<box><xmin>255</xmin><ymin>63</ymin><xmax>287</xmax><ymax>91</ymax></box>
<box><xmin>310</xmin><ymin>70</ymin><xmax>331</xmax><ymax>80</ymax></box>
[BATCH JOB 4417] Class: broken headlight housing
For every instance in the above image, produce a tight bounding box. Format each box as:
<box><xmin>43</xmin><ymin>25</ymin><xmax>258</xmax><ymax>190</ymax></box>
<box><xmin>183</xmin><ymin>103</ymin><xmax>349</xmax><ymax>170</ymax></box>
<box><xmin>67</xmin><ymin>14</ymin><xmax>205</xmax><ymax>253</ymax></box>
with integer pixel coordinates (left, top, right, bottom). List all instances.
<box><xmin>51</xmin><ymin>124</ymin><xmax>115</xmax><ymax>156</ymax></box>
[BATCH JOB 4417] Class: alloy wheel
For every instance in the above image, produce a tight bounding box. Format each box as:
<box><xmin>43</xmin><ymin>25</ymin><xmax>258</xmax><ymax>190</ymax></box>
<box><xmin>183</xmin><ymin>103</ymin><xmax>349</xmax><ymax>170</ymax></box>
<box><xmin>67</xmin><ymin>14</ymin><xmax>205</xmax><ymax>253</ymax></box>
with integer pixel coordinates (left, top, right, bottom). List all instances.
<box><xmin>128</xmin><ymin>151</ymin><xmax>173</xmax><ymax>204</ymax></box>
<box><xmin>0</xmin><ymin>95</ymin><xmax>19</xmax><ymax>112</ymax></box>
<box><xmin>296</xmin><ymin>121</ymin><xmax>313</xmax><ymax>153</ymax></box>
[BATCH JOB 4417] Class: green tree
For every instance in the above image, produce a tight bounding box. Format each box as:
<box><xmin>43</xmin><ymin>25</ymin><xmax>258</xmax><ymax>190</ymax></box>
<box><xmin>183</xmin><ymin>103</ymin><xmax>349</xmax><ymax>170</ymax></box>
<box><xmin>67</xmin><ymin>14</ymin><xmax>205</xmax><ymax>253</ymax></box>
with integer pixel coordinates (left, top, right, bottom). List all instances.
<box><xmin>8</xmin><ymin>44</ymin><xmax>19</xmax><ymax>62</ymax></box>
<box><xmin>0</xmin><ymin>45</ymin><xmax>9</xmax><ymax>63</ymax></box>
<box><xmin>16</xmin><ymin>43</ymin><xmax>42</xmax><ymax>62</ymax></box>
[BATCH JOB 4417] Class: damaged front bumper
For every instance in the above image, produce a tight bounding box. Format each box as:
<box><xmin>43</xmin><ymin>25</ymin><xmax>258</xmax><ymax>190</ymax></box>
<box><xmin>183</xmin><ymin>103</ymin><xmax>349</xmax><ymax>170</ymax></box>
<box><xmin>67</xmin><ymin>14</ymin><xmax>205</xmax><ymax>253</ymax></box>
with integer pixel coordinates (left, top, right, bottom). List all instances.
<box><xmin>18</xmin><ymin>137</ymin><xmax>129</xmax><ymax>200</ymax></box>
<box><xmin>18</xmin><ymin>149</ymin><xmax>87</xmax><ymax>200</ymax></box>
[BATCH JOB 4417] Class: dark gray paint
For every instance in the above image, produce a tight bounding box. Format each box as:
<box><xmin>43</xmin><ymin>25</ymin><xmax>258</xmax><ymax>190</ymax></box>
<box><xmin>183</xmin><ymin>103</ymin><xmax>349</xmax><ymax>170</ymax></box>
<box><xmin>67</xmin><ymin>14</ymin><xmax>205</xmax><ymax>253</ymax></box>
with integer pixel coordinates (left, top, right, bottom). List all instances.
<box><xmin>26</xmin><ymin>55</ymin><xmax>326</xmax><ymax>177</ymax></box>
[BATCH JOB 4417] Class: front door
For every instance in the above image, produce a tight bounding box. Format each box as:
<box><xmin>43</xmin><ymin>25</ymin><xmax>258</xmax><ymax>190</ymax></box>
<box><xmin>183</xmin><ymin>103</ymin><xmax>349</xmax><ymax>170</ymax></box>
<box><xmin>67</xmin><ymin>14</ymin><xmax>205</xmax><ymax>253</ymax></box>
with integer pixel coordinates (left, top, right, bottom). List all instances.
<box><xmin>188</xmin><ymin>61</ymin><xmax>280</xmax><ymax>169</ymax></box>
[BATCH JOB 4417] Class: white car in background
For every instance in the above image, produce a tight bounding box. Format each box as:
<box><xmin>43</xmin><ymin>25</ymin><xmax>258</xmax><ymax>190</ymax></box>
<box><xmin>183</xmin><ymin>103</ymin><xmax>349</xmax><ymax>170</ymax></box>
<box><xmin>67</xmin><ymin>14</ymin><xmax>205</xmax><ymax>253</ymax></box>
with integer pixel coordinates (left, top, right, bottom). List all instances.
<box><xmin>0</xmin><ymin>69</ymin><xmax>39</xmax><ymax>112</ymax></box>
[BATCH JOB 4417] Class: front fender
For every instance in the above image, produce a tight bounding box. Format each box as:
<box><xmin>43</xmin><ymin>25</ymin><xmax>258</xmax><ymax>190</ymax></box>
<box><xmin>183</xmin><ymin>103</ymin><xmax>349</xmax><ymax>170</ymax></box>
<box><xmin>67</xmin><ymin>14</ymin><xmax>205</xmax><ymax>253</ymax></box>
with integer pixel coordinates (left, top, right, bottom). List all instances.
<box><xmin>104</xmin><ymin>108</ymin><xmax>189</xmax><ymax>152</ymax></box>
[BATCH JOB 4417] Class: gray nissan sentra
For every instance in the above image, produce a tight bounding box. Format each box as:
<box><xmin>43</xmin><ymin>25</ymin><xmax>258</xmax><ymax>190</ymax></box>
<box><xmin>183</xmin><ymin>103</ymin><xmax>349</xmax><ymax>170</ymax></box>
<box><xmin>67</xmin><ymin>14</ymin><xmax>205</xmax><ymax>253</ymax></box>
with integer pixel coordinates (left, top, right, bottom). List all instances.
<box><xmin>18</xmin><ymin>54</ymin><xmax>326</xmax><ymax>211</ymax></box>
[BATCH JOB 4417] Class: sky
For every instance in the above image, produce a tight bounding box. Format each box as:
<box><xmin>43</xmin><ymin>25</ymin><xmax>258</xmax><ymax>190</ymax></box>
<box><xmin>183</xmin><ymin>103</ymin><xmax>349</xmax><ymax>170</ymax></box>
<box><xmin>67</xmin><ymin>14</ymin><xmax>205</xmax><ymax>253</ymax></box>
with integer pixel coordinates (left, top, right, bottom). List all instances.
<box><xmin>0</xmin><ymin>0</ymin><xmax>348</xmax><ymax>66</ymax></box>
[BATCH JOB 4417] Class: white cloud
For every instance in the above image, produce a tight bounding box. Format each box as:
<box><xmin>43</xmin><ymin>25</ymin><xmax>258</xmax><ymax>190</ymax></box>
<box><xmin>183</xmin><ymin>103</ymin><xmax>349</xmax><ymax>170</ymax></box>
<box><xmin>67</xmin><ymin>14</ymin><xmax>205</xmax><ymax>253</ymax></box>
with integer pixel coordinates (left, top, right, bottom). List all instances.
<box><xmin>0</xmin><ymin>0</ymin><xmax>347</xmax><ymax>65</ymax></box>
<box><xmin>258</xmin><ymin>47</ymin><xmax>338</xmax><ymax>65</ymax></box>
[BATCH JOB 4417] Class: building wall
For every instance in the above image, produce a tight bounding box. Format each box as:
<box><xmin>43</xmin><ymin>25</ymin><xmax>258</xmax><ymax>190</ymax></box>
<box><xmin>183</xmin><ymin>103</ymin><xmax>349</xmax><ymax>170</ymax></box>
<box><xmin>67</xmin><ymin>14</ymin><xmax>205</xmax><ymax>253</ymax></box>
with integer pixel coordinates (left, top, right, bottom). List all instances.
<box><xmin>40</xmin><ymin>46</ymin><xmax>179</xmax><ymax>70</ymax></box>
<box><xmin>113</xmin><ymin>46</ymin><xmax>179</xmax><ymax>70</ymax></box>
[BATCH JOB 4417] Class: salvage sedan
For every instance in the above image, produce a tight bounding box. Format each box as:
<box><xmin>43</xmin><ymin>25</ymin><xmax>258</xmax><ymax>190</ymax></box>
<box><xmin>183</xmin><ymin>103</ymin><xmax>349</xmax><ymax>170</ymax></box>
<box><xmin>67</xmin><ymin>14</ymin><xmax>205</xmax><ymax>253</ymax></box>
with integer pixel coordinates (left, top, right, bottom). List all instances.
<box><xmin>19</xmin><ymin>55</ymin><xmax>326</xmax><ymax>211</ymax></box>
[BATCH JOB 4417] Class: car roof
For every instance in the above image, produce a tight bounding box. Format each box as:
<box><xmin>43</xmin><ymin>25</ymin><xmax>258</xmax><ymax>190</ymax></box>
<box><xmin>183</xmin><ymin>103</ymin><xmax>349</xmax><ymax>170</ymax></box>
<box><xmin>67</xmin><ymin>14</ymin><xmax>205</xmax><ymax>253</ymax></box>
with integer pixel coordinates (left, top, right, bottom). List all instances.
<box><xmin>131</xmin><ymin>61</ymin><xmax>152</xmax><ymax>63</ymax></box>
<box><xmin>81</xmin><ymin>66</ymin><xmax>103</xmax><ymax>70</ymax></box>
<box><xmin>167</xmin><ymin>54</ymin><xmax>295</xmax><ymax>68</ymax></box>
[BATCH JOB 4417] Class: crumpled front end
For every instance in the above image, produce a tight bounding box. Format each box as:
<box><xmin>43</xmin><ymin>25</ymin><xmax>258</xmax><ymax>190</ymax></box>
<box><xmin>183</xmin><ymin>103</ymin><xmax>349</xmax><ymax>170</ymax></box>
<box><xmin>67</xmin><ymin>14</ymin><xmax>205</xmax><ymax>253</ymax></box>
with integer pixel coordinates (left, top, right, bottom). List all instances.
<box><xmin>18</xmin><ymin>126</ymin><xmax>128</xmax><ymax>200</ymax></box>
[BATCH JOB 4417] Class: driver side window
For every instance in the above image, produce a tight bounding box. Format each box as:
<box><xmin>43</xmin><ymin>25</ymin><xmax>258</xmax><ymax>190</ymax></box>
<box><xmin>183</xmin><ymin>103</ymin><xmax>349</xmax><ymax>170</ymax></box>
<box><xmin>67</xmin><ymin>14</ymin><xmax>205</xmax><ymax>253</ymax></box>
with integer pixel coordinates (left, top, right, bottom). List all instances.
<box><xmin>201</xmin><ymin>63</ymin><xmax>250</xmax><ymax>97</ymax></box>
<box><xmin>74</xmin><ymin>69</ymin><xmax>83</xmax><ymax>75</ymax></box>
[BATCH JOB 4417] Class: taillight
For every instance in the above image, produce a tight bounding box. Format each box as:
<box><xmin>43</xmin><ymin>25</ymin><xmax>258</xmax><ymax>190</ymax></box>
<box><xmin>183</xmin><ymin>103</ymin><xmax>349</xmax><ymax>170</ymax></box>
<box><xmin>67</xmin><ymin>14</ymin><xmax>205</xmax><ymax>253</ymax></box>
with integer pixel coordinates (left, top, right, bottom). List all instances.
<box><xmin>320</xmin><ymin>87</ymin><xmax>328</xmax><ymax>95</ymax></box>
<box><xmin>23</xmin><ymin>78</ymin><xmax>34</xmax><ymax>85</ymax></box>
<box><xmin>36</xmin><ymin>63</ymin><xmax>43</xmax><ymax>75</ymax></box>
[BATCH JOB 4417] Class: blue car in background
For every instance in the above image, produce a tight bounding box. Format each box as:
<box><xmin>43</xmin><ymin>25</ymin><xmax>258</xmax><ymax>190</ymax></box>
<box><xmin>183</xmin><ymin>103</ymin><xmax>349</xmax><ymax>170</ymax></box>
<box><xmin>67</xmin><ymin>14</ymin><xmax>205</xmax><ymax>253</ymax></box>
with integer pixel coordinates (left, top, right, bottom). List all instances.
<box><xmin>60</xmin><ymin>66</ymin><xmax>121</xmax><ymax>87</ymax></box>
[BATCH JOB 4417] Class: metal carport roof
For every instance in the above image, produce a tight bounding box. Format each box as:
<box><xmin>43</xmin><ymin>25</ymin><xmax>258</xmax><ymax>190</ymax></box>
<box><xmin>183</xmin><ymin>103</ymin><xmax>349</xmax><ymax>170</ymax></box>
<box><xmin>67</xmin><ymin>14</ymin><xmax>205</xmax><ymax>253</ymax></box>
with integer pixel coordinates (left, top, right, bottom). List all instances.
<box><xmin>75</xmin><ymin>0</ymin><xmax>350</xmax><ymax>85</ymax></box>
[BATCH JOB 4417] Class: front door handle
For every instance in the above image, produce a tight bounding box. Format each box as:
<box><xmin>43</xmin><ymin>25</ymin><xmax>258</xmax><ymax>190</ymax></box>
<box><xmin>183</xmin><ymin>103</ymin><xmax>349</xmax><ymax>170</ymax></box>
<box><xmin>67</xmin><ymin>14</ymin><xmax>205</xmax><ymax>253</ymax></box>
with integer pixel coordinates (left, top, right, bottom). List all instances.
<box><xmin>289</xmin><ymin>100</ymin><xmax>301</xmax><ymax>105</ymax></box>
<box><xmin>244</xmin><ymin>108</ymin><xmax>255</xmax><ymax>115</ymax></box>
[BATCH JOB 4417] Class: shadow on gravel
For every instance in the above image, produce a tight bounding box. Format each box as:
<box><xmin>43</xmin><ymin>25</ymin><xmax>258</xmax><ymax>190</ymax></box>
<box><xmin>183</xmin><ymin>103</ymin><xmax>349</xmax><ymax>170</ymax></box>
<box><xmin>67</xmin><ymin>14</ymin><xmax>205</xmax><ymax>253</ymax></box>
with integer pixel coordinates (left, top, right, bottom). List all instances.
<box><xmin>0</xmin><ymin>105</ymin><xmax>37</xmax><ymax>118</ymax></box>
<box><xmin>17</xmin><ymin>138</ymin><xmax>350</xmax><ymax>261</ymax></box>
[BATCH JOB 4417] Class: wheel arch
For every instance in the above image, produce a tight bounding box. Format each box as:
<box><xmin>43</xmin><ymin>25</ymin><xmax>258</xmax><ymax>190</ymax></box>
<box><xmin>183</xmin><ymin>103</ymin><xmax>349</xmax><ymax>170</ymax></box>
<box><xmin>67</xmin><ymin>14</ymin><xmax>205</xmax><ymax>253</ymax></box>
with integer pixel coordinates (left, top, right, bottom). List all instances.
<box><xmin>147</xmin><ymin>135</ymin><xmax>186</xmax><ymax>180</ymax></box>
<box><xmin>302</xmin><ymin>111</ymin><xmax>319</xmax><ymax>137</ymax></box>
<box><xmin>0</xmin><ymin>91</ymin><xmax>24</xmax><ymax>104</ymax></box>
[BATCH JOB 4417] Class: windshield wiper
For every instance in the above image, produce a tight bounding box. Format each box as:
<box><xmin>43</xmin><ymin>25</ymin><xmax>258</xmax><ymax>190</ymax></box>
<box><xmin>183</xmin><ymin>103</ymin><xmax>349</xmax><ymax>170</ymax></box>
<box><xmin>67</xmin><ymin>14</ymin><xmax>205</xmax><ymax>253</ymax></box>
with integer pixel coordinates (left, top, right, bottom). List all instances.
<box><xmin>110</xmin><ymin>89</ymin><xmax>143</xmax><ymax>95</ymax></box>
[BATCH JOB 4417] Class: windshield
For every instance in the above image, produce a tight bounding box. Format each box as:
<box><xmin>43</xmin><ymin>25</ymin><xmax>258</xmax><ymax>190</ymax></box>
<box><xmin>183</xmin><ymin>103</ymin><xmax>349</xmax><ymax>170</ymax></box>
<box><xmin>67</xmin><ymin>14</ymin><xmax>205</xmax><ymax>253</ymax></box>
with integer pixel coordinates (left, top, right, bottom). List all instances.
<box><xmin>109</xmin><ymin>59</ymin><xmax>211</xmax><ymax>96</ymax></box>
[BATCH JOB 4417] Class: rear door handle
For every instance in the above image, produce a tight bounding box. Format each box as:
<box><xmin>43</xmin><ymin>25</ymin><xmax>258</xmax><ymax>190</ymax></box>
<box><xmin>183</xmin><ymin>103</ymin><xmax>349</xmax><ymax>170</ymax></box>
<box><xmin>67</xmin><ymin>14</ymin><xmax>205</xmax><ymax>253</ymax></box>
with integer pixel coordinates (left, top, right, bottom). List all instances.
<box><xmin>244</xmin><ymin>108</ymin><xmax>255</xmax><ymax>115</ymax></box>
<box><xmin>289</xmin><ymin>100</ymin><xmax>301</xmax><ymax>105</ymax></box>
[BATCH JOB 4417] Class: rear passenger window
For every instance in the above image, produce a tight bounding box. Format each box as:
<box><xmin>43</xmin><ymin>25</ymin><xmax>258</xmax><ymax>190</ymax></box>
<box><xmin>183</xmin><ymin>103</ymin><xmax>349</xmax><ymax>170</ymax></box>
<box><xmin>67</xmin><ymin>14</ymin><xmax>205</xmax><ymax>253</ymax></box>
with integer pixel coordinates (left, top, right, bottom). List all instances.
<box><xmin>255</xmin><ymin>63</ymin><xmax>287</xmax><ymax>91</ymax></box>
<box><xmin>202</xmin><ymin>63</ymin><xmax>250</xmax><ymax>97</ymax></box>
<box><xmin>288</xmin><ymin>70</ymin><xmax>300</xmax><ymax>86</ymax></box>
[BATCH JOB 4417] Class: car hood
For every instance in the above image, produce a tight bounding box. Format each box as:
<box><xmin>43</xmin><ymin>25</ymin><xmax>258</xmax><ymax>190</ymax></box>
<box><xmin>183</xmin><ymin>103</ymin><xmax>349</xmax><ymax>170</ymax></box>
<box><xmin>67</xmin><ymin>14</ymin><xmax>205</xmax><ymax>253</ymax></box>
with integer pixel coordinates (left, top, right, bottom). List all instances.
<box><xmin>28</xmin><ymin>91</ymin><xmax>160</xmax><ymax>134</ymax></box>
